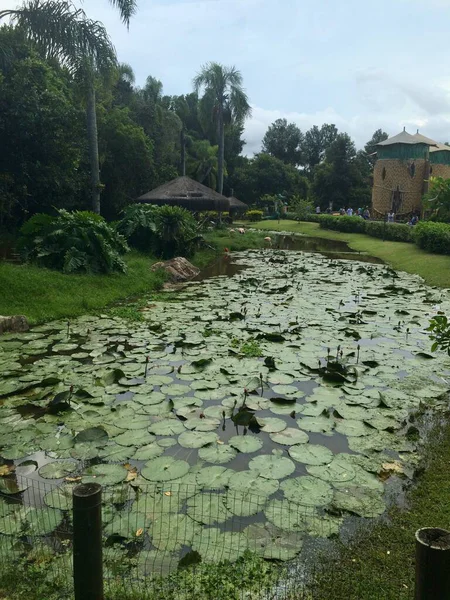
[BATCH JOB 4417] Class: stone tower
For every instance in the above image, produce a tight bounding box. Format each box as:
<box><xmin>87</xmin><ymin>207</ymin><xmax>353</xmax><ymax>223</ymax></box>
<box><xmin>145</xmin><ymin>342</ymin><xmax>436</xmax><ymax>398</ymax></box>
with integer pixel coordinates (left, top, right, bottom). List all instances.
<box><xmin>371</xmin><ymin>130</ymin><xmax>450</xmax><ymax>217</ymax></box>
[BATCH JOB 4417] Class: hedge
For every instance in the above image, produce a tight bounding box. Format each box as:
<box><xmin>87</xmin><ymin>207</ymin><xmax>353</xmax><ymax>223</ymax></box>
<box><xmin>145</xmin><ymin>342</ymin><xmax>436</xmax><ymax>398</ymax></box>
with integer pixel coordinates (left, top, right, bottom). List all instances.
<box><xmin>413</xmin><ymin>221</ymin><xmax>450</xmax><ymax>255</ymax></box>
<box><xmin>318</xmin><ymin>215</ymin><xmax>413</xmax><ymax>242</ymax></box>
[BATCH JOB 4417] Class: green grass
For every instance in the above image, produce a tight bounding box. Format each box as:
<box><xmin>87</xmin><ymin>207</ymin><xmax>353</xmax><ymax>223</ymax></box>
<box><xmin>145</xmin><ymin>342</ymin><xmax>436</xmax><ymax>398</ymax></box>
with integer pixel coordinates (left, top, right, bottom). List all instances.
<box><xmin>249</xmin><ymin>220</ymin><xmax>450</xmax><ymax>288</ymax></box>
<box><xmin>0</xmin><ymin>252</ymin><xmax>168</xmax><ymax>324</ymax></box>
<box><xmin>310</xmin><ymin>413</ymin><xmax>450</xmax><ymax>600</ymax></box>
<box><xmin>0</xmin><ymin>231</ymin><xmax>268</xmax><ymax>324</ymax></box>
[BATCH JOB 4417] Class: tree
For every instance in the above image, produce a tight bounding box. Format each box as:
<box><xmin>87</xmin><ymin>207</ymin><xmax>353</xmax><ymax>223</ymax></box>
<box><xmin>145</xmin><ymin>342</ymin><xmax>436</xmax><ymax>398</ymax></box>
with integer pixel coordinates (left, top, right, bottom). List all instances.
<box><xmin>230</xmin><ymin>153</ymin><xmax>308</xmax><ymax>205</ymax></box>
<box><xmin>0</xmin><ymin>35</ymin><xmax>85</xmax><ymax>226</ymax></box>
<box><xmin>364</xmin><ymin>128</ymin><xmax>389</xmax><ymax>169</ymax></box>
<box><xmin>303</xmin><ymin>123</ymin><xmax>338</xmax><ymax>175</ymax></box>
<box><xmin>262</xmin><ymin>119</ymin><xmax>304</xmax><ymax>166</ymax></box>
<box><xmin>193</xmin><ymin>62</ymin><xmax>251</xmax><ymax>194</ymax></box>
<box><xmin>310</xmin><ymin>133</ymin><xmax>371</xmax><ymax>210</ymax></box>
<box><xmin>1</xmin><ymin>0</ymin><xmax>138</xmax><ymax>214</ymax></box>
<box><xmin>186</xmin><ymin>140</ymin><xmax>219</xmax><ymax>190</ymax></box>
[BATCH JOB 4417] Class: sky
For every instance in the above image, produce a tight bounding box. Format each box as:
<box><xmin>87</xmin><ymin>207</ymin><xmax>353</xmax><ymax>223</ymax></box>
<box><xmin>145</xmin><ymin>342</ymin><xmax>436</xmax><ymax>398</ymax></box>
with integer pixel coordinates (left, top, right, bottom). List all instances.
<box><xmin>3</xmin><ymin>0</ymin><xmax>450</xmax><ymax>155</ymax></box>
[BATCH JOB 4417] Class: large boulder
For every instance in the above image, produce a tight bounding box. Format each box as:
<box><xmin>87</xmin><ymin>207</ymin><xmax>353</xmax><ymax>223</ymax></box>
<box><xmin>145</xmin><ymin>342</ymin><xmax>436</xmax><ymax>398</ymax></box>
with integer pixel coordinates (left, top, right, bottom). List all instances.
<box><xmin>0</xmin><ymin>315</ymin><xmax>29</xmax><ymax>335</ymax></box>
<box><xmin>151</xmin><ymin>257</ymin><xmax>200</xmax><ymax>282</ymax></box>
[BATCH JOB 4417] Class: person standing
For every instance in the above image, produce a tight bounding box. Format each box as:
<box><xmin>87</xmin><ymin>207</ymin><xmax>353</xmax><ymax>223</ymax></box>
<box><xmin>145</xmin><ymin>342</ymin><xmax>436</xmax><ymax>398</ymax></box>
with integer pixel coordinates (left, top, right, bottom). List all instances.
<box><xmin>315</xmin><ymin>205</ymin><xmax>321</xmax><ymax>215</ymax></box>
<box><xmin>346</xmin><ymin>207</ymin><xmax>354</xmax><ymax>216</ymax></box>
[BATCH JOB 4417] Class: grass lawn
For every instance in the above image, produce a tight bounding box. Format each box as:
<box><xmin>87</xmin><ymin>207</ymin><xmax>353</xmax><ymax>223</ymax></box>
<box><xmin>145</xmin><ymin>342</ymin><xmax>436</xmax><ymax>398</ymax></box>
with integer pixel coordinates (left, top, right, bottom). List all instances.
<box><xmin>249</xmin><ymin>220</ymin><xmax>450</xmax><ymax>288</ymax></box>
<box><xmin>0</xmin><ymin>231</ymin><xmax>268</xmax><ymax>324</ymax></box>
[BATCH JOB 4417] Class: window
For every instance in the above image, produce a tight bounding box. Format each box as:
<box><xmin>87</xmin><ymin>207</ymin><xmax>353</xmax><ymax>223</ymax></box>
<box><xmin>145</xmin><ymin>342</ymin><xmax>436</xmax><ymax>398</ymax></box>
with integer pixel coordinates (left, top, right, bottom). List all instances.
<box><xmin>382</xmin><ymin>167</ymin><xmax>387</xmax><ymax>180</ymax></box>
<box><xmin>409</xmin><ymin>162</ymin><xmax>416</xmax><ymax>178</ymax></box>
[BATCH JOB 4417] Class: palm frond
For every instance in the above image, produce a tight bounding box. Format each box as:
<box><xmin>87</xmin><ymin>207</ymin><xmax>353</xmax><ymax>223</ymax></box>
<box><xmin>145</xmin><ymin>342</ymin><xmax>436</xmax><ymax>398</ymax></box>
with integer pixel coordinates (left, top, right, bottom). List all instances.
<box><xmin>0</xmin><ymin>0</ymin><xmax>116</xmax><ymax>74</ymax></box>
<box><xmin>107</xmin><ymin>0</ymin><xmax>137</xmax><ymax>27</ymax></box>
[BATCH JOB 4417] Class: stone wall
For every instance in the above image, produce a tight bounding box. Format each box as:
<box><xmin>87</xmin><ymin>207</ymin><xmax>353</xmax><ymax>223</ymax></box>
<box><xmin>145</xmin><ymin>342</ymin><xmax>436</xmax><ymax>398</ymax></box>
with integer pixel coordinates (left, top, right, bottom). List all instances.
<box><xmin>372</xmin><ymin>159</ymin><xmax>426</xmax><ymax>217</ymax></box>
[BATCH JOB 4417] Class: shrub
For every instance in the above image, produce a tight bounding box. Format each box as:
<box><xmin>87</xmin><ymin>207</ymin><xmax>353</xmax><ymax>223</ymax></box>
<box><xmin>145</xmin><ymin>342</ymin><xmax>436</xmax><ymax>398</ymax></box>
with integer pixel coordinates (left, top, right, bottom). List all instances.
<box><xmin>246</xmin><ymin>210</ymin><xmax>264</xmax><ymax>222</ymax></box>
<box><xmin>414</xmin><ymin>221</ymin><xmax>450</xmax><ymax>254</ymax></box>
<box><xmin>19</xmin><ymin>210</ymin><xmax>129</xmax><ymax>274</ymax></box>
<box><xmin>365</xmin><ymin>221</ymin><xmax>413</xmax><ymax>242</ymax></box>
<box><xmin>118</xmin><ymin>204</ymin><xmax>204</xmax><ymax>259</ymax></box>
<box><xmin>318</xmin><ymin>215</ymin><xmax>367</xmax><ymax>233</ymax></box>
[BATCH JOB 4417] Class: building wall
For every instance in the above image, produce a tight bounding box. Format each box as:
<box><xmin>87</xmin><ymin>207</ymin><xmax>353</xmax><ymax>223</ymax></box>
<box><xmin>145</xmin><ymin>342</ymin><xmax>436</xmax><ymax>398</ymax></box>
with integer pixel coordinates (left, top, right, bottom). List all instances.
<box><xmin>372</xmin><ymin>159</ymin><xmax>426</xmax><ymax>216</ymax></box>
<box><xmin>429</xmin><ymin>163</ymin><xmax>450</xmax><ymax>179</ymax></box>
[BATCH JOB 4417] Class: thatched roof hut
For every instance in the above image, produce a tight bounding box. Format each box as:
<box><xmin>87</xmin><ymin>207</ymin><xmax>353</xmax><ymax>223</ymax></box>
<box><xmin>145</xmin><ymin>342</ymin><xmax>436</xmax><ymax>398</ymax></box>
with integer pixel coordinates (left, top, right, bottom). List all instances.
<box><xmin>228</xmin><ymin>196</ymin><xmax>249</xmax><ymax>213</ymax></box>
<box><xmin>137</xmin><ymin>176</ymin><xmax>230</xmax><ymax>212</ymax></box>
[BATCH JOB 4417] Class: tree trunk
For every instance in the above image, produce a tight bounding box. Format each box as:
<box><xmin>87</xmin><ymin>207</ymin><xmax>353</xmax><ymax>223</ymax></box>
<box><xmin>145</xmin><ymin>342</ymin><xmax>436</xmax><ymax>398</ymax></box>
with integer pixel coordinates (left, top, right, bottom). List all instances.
<box><xmin>217</xmin><ymin>104</ymin><xmax>225</xmax><ymax>195</ymax></box>
<box><xmin>86</xmin><ymin>81</ymin><xmax>101</xmax><ymax>214</ymax></box>
<box><xmin>180</xmin><ymin>128</ymin><xmax>186</xmax><ymax>176</ymax></box>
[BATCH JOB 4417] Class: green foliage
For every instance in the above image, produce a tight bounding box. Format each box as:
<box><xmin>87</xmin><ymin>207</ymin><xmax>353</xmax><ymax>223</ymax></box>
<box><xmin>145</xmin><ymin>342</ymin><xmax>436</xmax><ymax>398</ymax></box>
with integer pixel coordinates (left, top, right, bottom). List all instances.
<box><xmin>246</xmin><ymin>210</ymin><xmax>263</xmax><ymax>222</ymax></box>
<box><xmin>414</xmin><ymin>221</ymin><xmax>450</xmax><ymax>254</ymax></box>
<box><xmin>262</xmin><ymin>118</ymin><xmax>304</xmax><ymax>166</ymax></box>
<box><xmin>423</xmin><ymin>176</ymin><xmax>450</xmax><ymax>223</ymax></box>
<box><xmin>239</xmin><ymin>339</ymin><xmax>263</xmax><ymax>357</ymax></box>
<box><xmin>427</xmin><ymin>315</ymin><xmax>450</xmax><ymax>354</ymax></box>
<box><xmin>319</xmin><ymin>215</ymin><xmax>366</xmax><ymax>233</ymax></box>
<box><xmin>118</xmin><ymin>204</ymin><xmax>203</xmax><ymax>259</ymax></box>
<box><xmin>318</xmin><ymin>215</ymin><xmax>413</xmax><ymax>242</ymax></box>
<box><xmin>19</xmin><ymin>210</ymin><xmax>129</xmax><ymax>274</ymax></box>
<box><xmin>310</xmin><ymin>133</ymin><xmax>371</xmax><ymax>210</ymax></box>
<box><xmin>365</xmin><ymin>220</ymin><xmax>413</xmax><ymax>242</ymax></box>
<box><xmin>230</xmin><ymin>153</ymin><xmax>308</xmax><ymax>205</ymax></box>
<box><xmin>290</xmin><ymin>196</ymin><xmax>314</xmax><ymax>219</ymax></box>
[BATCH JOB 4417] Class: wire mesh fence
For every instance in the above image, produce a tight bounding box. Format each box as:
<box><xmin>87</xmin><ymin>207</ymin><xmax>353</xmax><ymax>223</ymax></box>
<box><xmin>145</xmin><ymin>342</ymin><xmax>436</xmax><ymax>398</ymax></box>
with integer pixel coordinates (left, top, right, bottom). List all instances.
<box><xmin>0</xmin><ymin>475</ymin><xmax>416</xmax><ymax>600</ymax></box>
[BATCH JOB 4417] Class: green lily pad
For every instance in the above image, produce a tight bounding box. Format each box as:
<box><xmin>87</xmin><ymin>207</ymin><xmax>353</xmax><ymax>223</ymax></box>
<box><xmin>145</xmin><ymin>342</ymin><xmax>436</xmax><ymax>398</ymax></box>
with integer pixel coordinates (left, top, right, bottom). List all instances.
<box><xmin>150</xmin><ymin>514</ymin><xmax>200</xmax><ymax>551</ymax></box>
<box><xmin>225</xmin><ymin>491</ymin><xmax>267</xmax><ymax>517</ymax></box>
<box><xmin>149</xmin><ymin>419</ymin><xmax>185</xmax><ymax>436</ymax></box>
<box><xmin>256</xmin><ymin>417</ymin><xmax>287</xmax><ymax>433</ymax></box>
<box><xmin>288</xmin><ymin>444</ymin><xmax>333</xmax><ymax>466</ymax></box>
<box><xmin>132</xmin><ymin>444</ymin><xmax>164</xmax><ymax>461</ymax></box>
<box><xmin>198</xmin><ymin>444</ymin><xmax>237</xmax><ymax>464</ymax></box>
<box><xmin>44</xmin><ymin>484</ymin><xmax>75</xmax><ymax>510</ymax></box>
<box><xmin>228</xmin><ymin>435</ymin><xmax>264</xmax><ymax>454</ymax></box>
<box><xmin>228</xmin><ymin>470</ymin><xmax>279</xmax><ymax>497</ymax></box>
<box><xmin>281</xmin><ymin>476</ymin><xmax>333</xmax><ymax>507</ymax></box>
<box><xmin>332</xmin><ymin>487</ymin><xmax>386</xmax><ymax>517</ymax></box>
<box><xmin>82</xmin><ymin>464</ymin><xmax>127</xmax><ymax>486</ymax></box>
<box><xmin>195</xmin><ymin>466</ymin><xmax>233</xmax><ymax>490</ymax></box>
<box><xmin>178</xmin><ymin>431</ymin><xmax>218</xmax><ymax>449</ymax></box>
<box><xmin>187</xmin><ymin>494</ymin><xmax>232</xmax><ymax>525</ymax></box>
<box><xmin>307</xmin><ymin>457</ymin><xmax>356</xmax><ymax>483</ymax></box>
<box><xmin>192</xmin><ymin>528</ymin><xmax>247</xmax><ymax>563</ymax></box>
<box><xmin>141</xmin><ymin>457</ymin><xmax>190</xmax><ymax>482</ymax></box>
<box><xmin>75</xmin><ymin>427</ymin><xmax>108</xmax><ymax>444</ymax></box>
<box><xmin>245</xmin><ymin>522</ymin><xmax>303</xmax><ymax>561</ymax></box>
<box><xmin>39</xmin><ymin>461</ymin><xmax>77</xmax><ymax>480</ymax></box>
<box><xmin>249</xmin><ymin>452</ymin><xmax>295</xmax><ymax>480</ymax></box>
<box><xmin>270</xmin><ymin>428</ymin><xmax>309</xmax><ymax>446</ymax></box>
<box><xmin>160</xmin><ymin>384</ymin><xmax>191</xmax><ymax>397</ymax></box>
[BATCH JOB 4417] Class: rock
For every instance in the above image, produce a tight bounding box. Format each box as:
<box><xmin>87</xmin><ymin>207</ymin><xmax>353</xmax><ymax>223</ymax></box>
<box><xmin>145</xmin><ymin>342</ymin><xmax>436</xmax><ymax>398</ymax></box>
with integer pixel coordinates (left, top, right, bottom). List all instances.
<box><xmin>0</xmin><ymin>315</ymin><xmax>29</xmax><ymax>335</ymax></box>
<box><xmin>151</xmin><ymin>257</ymin><xmax>200</xmax><ymax>282</ymax></box>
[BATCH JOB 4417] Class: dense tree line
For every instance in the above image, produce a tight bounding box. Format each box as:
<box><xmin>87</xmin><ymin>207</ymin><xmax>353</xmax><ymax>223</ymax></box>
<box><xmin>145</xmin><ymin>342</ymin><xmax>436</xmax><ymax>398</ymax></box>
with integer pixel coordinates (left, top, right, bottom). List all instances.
<box><xmin>0</xmin><ymin>1</ymin><xmax>388</xmax><ymax>230</ymax></box>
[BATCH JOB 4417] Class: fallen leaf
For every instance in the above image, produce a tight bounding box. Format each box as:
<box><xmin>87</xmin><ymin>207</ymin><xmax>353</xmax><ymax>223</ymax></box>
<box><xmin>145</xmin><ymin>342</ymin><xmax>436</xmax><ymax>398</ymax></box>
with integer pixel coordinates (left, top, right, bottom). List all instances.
<box><xmin>136</xmin><ymin>528</ymin><xmax>144</xmax><ymax>537</ymax></box>
<box><xmin>0</xmin><ymin>465</ymin><xmax>15</xmax><ymax>477</ymax></box>
<box><xmin>65</xmin><ymin>476</ymin><xmax>82</xmax><ymax>483</ymax></box>
<box><xmin>217</xmin><ymin>440</ymin><xmax>224</xmax><ymax>445</ymax></box>
<box><xmin>126</xmin><ymin>468</ymin><xmax>138</xmax><ymax>482</ymax></box>
<box><xmin>164</xmin><ymin>491</ymin><xmax>172</xmax><ymax>497</ymax></box>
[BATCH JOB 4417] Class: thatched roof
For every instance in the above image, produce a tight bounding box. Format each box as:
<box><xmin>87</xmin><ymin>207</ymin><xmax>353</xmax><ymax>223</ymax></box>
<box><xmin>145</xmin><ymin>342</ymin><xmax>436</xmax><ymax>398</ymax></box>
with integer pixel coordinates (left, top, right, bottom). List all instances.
<box><xmin>377</xmin><ymin>129</ymin><xmax>438</xmax><ymax>147</ymax></box>
<box><xmin>430</xmin><ymin>143</ymin><xmax>450</xmax><ymax>153</ymax></box>
<box><xmin>137</xmin><ymin>176</ymin><xmax>230</xmax><ymax>211</ymax></box>
<box><xmin>228</xmin><ymin>196</ymin><xmax>249</xmax><ymax>211</ymax></box>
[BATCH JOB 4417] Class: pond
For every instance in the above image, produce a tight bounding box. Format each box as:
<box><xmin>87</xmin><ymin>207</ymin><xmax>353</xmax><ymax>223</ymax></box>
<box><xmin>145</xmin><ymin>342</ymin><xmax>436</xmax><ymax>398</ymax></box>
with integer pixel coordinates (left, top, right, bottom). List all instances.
<box><xmin>0</xmin><ymin>247</ymin><xmax>449</xmax><ymax>571</ymax></box>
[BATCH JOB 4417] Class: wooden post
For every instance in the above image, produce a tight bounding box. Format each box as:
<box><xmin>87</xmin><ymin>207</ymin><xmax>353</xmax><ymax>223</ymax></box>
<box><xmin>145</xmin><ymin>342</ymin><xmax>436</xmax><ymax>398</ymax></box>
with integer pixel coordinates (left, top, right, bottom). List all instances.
<box><xmin>415</xmin><ymin>527</ymin><xmax>450</xmax><ymax>600</ymax></box>
<box><xmin>73</xmin><ymin>483</ymin><xmax>103</xmax><ymax>600</ymax></box>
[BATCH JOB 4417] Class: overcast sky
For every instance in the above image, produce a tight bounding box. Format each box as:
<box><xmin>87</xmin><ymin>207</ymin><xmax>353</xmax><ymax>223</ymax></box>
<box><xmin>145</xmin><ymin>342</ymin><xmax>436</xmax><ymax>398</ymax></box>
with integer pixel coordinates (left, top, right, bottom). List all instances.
<box><xmin>3</xmin><ymin>0</ymin><xmax>450</xmax><ymax>154</ymax></box>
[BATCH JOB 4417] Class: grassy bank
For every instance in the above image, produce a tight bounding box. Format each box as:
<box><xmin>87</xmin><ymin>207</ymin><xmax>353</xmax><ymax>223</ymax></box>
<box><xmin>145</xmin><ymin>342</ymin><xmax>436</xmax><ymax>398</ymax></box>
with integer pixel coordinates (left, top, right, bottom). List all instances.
<box><xmin>310</xmin><ymin>413</ymin><xmax>450</xmax><ymax>600</ymax></box>
<box><xmin>250</xmin><ymin>220</ymin><xmax>450</xmax><ymax>288</ymax></box>
<box><xmin>0</xmin><ymin>231</ymin><xmax>267</xmax><ymax>324</ymax></box>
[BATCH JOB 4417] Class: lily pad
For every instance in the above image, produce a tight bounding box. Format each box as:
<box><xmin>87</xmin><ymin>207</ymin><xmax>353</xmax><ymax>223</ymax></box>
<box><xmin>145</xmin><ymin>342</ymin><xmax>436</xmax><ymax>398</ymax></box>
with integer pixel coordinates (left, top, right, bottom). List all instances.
<box><xmin>198</xmin><ymin>444</ymin><xmax>237</xmax><ymax>464</ymax></box>
<box><xmin>256</xmin><ymin>417</ymin><xmax>287</xmax><ymax>433</ymax></box>
<box><xmin>187</xmin><ymin>494</ymin><xmax>232</xmax><ymax>525</ymax></box>
<box><xmin>39</xmin><ymin>461</ymin><xmax>77</xmax><ymax>480</ymax></box>
<box><xmin>228</xmin><ymin>435</ymin><xmax>263</xmax><ymax>454</ymax></box>
<box><xmin>141</xmin><ymin>457</ymin><xmax>190</xmax><ymax>482</ymax></box>
<box><xmin>249</xmin><ymin>452</ymin><xmax>295</xmax><ymax>480</ymax></box>
<box><xmin>196</xmin><ymin>466</ymin><xmax>233</xmax><ymax>490</ymax></box>
<box><xmin>245</xmin><ymin>522</ymin><xmax>303</xmax><ymax>561</ymax></box>
<box><xmin>149</xmin><ymin>419</ymin><xmax>185</xmax><ymax>436</ymax></box>
<box><xmin>228</xmin><ymin>470</ymin><xmax>279</xmax><ymax>497</ymax></box>
<box><xmin>178</xmin><ymin>431</ymin><xmax>219</xmax><ymax>449</ymax></box>
<box><xmin>270</xmin><ymin>428</ymin><xmax>309</xmax><ymax>446</ymax></box>
<box><xmin>281</xmin><ymin>476</ymin><xmax>333</xmax><ymax>507</ymax></box>
<box><xmin>288</xmin><ymin>444</ymin><xmax>333</xmax><ymax>466</ymax></box>
<box><xmin>82</xmin><ymin>464</ymin><xmax>127</xmax><ymax>486</ymax></box>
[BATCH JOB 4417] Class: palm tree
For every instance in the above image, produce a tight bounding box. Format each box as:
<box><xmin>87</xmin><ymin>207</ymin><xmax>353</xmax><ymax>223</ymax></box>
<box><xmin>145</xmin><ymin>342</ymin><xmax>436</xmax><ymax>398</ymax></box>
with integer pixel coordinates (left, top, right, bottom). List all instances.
<box><xmin>0</xmin><ymin>0</ymin><xmax>137</xmax><ymax>214</ymax></box>
<box><xmin>193</xmin><ymin>62</ymin><xmax>251</xmax><ymax>195</ymax></box>
<box><xmin>187</xmin><ymin>140</ymin><xmax>219</xmax><ymax>190</ymax></box>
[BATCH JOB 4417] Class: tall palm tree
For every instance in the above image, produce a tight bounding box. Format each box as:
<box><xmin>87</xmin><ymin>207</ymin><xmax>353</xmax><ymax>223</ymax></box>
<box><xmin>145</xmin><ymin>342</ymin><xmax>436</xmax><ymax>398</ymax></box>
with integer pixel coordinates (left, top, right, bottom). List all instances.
<box><xmin>0</xmin><ymin>0</ymin><xmax>137</xmax><ymax>214</ymax></box>
<box><xmin>193</xmin><ymin>62</ymin><xmax>251</xmax><ymax>195</ymax></box>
